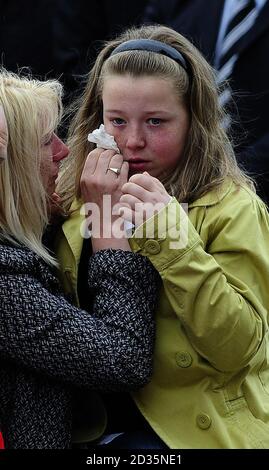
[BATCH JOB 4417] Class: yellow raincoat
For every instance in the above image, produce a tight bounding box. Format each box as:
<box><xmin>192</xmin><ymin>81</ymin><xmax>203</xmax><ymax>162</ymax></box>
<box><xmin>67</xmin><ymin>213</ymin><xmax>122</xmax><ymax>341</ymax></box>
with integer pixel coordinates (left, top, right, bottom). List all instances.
<box><xmin>55</xmin><ymin>180</ymin><xmax>269</xmax><ymax>448</ymax></box>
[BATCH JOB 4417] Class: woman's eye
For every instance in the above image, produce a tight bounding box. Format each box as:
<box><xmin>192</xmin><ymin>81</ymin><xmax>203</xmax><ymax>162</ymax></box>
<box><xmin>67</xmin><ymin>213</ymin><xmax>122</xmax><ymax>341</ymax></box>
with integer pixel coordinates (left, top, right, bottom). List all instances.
<box><xmin>148</xmin><ymin>118</ymin><xmax>162</xmax><ymax>126</ymax></box>
<box><xmin>112</xmin><ymin>118</ymin><xmax>125</xmax><ymax>126</ymax></box>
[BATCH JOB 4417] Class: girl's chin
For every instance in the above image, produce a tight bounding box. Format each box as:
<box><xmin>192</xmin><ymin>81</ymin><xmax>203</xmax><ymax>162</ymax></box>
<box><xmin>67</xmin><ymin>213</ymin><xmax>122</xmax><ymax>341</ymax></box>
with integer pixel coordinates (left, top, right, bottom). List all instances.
<box><xmin>128</xmin><ymin>167</ymin><xmax>154</xmax><ymax>178</ymax></box>
<box><xmin>128</xmin><ymin>169</ymin><xmax>144</xmax><ymax>177</ymax></box>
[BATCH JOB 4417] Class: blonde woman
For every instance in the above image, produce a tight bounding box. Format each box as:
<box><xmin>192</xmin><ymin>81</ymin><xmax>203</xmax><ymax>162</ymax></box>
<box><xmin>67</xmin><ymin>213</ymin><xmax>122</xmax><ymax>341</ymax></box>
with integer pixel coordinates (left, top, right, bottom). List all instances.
<box><xmin>56</xmin><ymin>25</ymin><xmax>269</xmax><ymax>448</ymax></box>
<box><xmin>0</xmin><ymin>70</ymin><xmax>158</xmax><ymax>448</ymax></box>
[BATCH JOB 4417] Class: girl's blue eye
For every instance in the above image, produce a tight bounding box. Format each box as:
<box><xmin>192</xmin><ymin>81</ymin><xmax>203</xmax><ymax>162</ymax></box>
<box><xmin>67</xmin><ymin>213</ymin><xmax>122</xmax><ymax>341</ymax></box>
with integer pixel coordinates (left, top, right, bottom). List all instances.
<box><xmin>112</xmin><ymin>118</ymin><xmax>125</xmax><ymax>125</ymax></box>
<box><xmin>149</xmin><ymin>118</ymin><xmax>162</xmax><ymax>126</ymax></box>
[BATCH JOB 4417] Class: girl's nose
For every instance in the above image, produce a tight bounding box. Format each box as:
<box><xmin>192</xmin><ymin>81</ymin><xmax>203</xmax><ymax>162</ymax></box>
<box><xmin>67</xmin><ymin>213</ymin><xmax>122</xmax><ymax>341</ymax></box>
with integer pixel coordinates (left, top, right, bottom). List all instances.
<box><xmin>125</xmin><ymin>127</ymin><xmax>146</xmax><ymax>149</ymax></box>
<box><xmin>52</xmin><ymin>134</ymin><xmax>69</xmax><ymax>162</ymax></box>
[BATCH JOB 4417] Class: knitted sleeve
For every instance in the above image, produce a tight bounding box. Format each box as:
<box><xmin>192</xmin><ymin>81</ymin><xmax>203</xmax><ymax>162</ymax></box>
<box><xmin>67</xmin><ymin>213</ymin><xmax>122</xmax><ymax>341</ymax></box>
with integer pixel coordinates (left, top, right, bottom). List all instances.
<box><xmin>0</xmin><ymin>248</ymin><xmax>159</xmax><ymax>391</ymax></box>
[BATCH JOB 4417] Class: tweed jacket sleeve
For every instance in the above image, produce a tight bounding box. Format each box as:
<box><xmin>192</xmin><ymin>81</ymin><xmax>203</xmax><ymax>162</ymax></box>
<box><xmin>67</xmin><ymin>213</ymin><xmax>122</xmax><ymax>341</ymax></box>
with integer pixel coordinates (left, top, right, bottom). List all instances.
<box><xmin>0</xmin><ymin>246</ymin><xmax>158</xmax><ymax>391</ymax></box>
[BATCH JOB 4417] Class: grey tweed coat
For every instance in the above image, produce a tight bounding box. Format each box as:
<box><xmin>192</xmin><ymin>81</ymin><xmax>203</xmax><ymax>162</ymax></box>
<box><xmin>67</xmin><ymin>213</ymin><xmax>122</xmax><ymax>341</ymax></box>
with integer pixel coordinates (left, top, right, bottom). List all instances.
<box><xmin>0</xmin><ymin>244</ymin><xmax>158</xmax><ymax>449</ymax></box>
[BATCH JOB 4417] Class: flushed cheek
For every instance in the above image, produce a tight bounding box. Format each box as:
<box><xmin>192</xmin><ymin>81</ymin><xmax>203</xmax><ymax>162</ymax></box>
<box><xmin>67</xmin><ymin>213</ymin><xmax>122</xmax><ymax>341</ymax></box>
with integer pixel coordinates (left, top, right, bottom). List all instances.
<box><xmin>104</xmin><ymin>122</ymin><xmax>117</xmax><ymax>140</ymax></box>
<box><xmin>151</xmin><ymin>134</ymin><xmax>179</xmax><ymax>160</ymax></box>
<box><xmin>107</xmin><ymin>127</ymin><xmax>123</xmax><ymax>149</ymax></box>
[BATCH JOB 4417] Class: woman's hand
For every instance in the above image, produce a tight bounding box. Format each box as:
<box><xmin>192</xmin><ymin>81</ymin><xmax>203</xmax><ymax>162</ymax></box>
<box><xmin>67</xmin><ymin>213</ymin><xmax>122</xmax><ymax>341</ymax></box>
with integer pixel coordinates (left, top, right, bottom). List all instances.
<box><xmin>119</xmin><ymin>172</ymin><xmax>171</xmax><ymax>226</ymax></box>
<box><xmin>0</xmin><ymin>106</ymin><xmax>8</xmax><ymax>162</ymax></box>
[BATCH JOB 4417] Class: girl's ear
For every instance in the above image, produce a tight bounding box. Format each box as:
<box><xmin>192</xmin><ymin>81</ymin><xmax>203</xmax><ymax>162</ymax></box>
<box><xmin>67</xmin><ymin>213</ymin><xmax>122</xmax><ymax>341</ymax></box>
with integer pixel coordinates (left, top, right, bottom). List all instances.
<box><xmin>0</xmin><ymin>105</ymin><xmax>9</xmax><ymax>162</ymax></box>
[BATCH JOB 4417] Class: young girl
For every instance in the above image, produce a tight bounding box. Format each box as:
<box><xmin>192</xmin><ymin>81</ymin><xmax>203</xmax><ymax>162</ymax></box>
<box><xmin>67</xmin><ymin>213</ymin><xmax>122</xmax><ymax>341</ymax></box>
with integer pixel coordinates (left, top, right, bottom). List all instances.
<box><xmin>0</xmin><ymin>70</ymin><xmax>158</xmax><ymax>448</ymax></box>
<box><xmin>56</xmin><ymin>25</ymin><xmax>269</xmax><ymax>448</ymax></box>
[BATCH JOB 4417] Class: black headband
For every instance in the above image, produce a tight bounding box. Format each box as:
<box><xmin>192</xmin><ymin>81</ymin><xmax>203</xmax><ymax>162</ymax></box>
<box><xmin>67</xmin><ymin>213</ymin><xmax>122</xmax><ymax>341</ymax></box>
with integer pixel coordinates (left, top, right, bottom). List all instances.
<box><xmin>110</xmin><ymin>39</ymin><xmax>189</xmax><ymax>73</ymax></box>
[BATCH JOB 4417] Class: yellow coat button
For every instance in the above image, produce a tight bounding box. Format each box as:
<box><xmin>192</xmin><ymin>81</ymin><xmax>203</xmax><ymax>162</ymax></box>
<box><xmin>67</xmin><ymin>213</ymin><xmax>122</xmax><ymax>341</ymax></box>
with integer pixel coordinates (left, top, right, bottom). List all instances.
<box><xmin>196</xmin><ymin>413</ymin><xmax>212</xmax><ymax>430</ymax></box>
<box><xmin>175</xmin><ymin>351</ymin><xmax>193</xmax><ymax>368</ymax></box>
<box><xmin>144</xmin><ymin>240</ymin><xmax>161</xmax><ymax>254</ymax></box>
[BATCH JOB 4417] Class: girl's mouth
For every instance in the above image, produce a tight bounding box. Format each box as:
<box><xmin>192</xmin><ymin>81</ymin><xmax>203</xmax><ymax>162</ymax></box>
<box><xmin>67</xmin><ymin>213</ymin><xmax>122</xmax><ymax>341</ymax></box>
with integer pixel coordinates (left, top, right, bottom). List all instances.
<box><xmin>127</xmin><ymin>159</ymin><xmax>148</xmax><ymax>172</ymax></box>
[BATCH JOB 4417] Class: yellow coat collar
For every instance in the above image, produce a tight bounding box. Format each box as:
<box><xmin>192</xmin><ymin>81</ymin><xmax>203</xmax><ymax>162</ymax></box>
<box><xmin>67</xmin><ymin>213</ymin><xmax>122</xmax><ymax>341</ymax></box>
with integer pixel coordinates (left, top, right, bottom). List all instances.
<box><xmin>61</xmin><ymin>198</ymin><xmax>85</xmax><ymax>264</ymax></box>
<box><xmin>189</xmin><ymin>179</ymin><xmax>233</xmax><ymax>208</ymax></box>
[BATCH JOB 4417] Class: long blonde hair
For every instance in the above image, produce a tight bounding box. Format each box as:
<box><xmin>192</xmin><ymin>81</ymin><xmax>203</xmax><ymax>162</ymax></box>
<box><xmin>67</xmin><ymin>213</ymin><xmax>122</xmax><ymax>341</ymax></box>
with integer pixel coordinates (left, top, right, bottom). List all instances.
<box><xmin>0</xmin><ymin>69</ymin><xmax>62</xmax><ymax>264</ymax></box>
<box><xmin>58</xmin><ymin>24</ymin><xmax>254</xmax><ymax>210</ymax></box>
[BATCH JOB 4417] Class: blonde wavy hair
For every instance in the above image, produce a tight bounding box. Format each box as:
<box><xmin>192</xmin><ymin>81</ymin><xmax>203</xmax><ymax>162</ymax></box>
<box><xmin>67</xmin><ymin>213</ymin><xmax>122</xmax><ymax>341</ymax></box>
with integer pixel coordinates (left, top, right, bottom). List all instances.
<box><xmin>0</xmin><ymin>69</ymin><xmax>63</xmax><ymax>265</ymax></box>
<box><xmin>58</xmin><ymin>24</ymin><xmax>254</xmax><ymax>210</ymax></box>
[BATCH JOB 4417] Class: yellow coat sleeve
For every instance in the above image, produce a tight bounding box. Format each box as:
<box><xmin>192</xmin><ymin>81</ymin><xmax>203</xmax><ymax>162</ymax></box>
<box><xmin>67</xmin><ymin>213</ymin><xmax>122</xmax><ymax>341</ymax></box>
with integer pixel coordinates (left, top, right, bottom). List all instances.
<box><xmin>130</xmin><ymin>186</ymin><xmax>269</xmax><ymax>372</ymax></box>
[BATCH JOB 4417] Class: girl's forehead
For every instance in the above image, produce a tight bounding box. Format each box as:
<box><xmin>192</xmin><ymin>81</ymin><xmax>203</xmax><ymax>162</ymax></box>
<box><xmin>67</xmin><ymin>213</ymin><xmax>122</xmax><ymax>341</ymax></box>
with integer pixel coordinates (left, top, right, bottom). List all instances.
<box><xmin>102</xmin><ymin>76</ymin><xmax>188</xmax><ymax>117</ymax></box>
<box><xmin>102</xmin><ymin>74</ymin><xmax>176</xmax><ymax>92</ymax></box>
<box><xmin>102</xmin><ymin>75</ymin><xmax>183</xmax><ymax>106</ymax></box>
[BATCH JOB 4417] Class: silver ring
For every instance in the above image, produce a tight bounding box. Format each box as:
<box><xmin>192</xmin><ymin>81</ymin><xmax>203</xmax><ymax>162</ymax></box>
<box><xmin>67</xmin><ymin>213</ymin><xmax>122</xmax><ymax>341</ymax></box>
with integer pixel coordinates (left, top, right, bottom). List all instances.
<box><xmin>107</xmin><ymin>167</ymin><xmax>121</xmax><ymax>176</ymax></box>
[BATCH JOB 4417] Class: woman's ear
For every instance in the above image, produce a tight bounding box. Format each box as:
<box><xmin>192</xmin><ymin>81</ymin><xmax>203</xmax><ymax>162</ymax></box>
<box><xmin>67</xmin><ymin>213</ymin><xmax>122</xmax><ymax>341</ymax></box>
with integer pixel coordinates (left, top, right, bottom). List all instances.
<box><xmin>0</xmin><ymin>105</ymin><xmax>8</xmax><ymax>162</ymax></box>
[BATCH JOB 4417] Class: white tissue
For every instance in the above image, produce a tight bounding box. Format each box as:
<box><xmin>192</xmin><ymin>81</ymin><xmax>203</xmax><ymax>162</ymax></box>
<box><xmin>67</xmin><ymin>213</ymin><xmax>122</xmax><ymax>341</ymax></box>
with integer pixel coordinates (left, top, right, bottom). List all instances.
<box><xmin>87</xmin><ymin>124</ymin><xmax>119</xmax><ymax>153</ymax></box>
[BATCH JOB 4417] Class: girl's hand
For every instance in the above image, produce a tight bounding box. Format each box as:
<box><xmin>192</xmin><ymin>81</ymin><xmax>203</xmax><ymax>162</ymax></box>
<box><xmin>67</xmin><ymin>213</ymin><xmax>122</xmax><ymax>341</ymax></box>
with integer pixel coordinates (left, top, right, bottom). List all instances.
<box><xmin>0</xmin><ymin>106</ymin><xmax>8</xmax><ymax>162</ymax></box>
<box><xmin>119</xmin><ymin>172</ymin><xmax>171</xmax><ymax>225</ymax></box>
